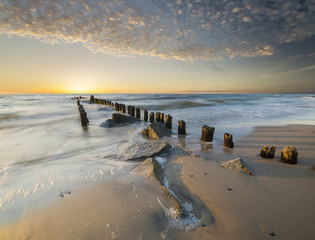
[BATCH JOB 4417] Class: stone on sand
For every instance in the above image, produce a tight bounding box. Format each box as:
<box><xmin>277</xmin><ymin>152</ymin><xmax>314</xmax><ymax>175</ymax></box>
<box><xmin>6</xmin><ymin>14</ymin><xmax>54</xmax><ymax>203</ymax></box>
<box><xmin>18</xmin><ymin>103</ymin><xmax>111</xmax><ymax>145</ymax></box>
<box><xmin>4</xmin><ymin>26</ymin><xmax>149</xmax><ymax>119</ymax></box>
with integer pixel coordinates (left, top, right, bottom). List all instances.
<box><xmin>117</xmin><ymin>142</ymin><xmax>171</xmax><ymax>161</ymax></box>
<box><xmin>112</xmin><ymin>113</ymin><xmax>140</xmax><ymax>124</ymax></box>
<box><xmin>100</xmin><ymin>119</ymin><xmax>115</xmax><ymax>128</ymax></box>
<box><xmin>142</xmin><ymin>122</ymin><xmax>171</xmax><ymax>140</ymax></box>
<box><xmin>221</xmin><ymin>157</ymin><xmax>251</xmax><ymax>175</ymax></box>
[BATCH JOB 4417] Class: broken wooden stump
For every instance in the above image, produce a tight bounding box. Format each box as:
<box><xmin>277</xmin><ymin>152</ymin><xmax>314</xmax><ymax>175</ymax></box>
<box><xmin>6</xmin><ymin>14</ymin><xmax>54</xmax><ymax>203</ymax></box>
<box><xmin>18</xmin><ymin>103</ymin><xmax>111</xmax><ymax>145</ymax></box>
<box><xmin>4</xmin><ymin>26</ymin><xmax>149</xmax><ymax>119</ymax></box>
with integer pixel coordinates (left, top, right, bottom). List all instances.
<box><xmin>149</xmin><ymin>112</ymin><xmax>155</xmax><ymax>123</ymax></box>
<box><xmin>281</xmin><ymin>146</ymin><xmax>298</xmax><ymax>164</ymax></box>
<box><xmin>165</xmin><ymin>114</ymin><xmax>172</xmax><ymax>129</ymax></box>
<box><xmin>77</xmin><ymin>100</ymin><xmax>80</xmax><ymax>106</ymax></box>
<box><xmin>223</xmin><ymin>133</ymin><xmax>234</xmax><ymax>148</ymax></box>
<box><xmin>201</xmin><ymin>125</ymin><xmax>215</xmax><ymax>142</ymax></box>
<box><xmin>260</xmin><ymin>146</ymin><xmax>276</xmax><ymax>158</ymax></box>
<box><xmin>144</xmin><ymin>110</ymin><xmax>148</xmax><ymax>122</ymax></box>
<box><xmin>178</xmin><ymin>120</ymin><xmax>186</xmax><ymax>135</ymax></box>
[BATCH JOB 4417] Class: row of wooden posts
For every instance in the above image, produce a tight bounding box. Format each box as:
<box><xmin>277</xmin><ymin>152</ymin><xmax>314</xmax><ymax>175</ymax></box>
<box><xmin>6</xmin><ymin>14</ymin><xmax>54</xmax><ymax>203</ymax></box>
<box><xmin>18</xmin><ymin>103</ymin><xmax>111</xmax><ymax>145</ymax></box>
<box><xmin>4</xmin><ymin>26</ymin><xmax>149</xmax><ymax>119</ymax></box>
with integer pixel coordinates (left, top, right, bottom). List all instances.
<box><xmin>87</xmin><ymin>95</ymin><xmax>234</xmax><ymax>148</ymax></box>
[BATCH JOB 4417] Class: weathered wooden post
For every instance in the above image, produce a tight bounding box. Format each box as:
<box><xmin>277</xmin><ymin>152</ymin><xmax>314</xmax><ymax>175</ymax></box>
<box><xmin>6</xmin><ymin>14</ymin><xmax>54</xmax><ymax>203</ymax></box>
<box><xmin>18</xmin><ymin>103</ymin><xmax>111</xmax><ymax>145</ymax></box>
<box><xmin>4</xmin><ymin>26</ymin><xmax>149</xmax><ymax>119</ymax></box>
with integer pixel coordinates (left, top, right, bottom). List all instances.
<box><xmin>122</xmin><ymin>104</ymin><xmax>126</xmax><ymax>114</ymax></box>
<box><xmin>77</xmin><ymin>100</ymin><xmax>80</xmax><ymax>106</ymax></box>
<box><xmin>165</xmin><ymin>114</ymin><xmax>172</xmax><ymax>129</ymax></box>
<box><xmin>130</xmin><ymin>106</ymin><xmax>135</xmax><ymax>117</ymax></box>
<box><xmin>260</xmin><ymin>146</ymin><xmax>276</xmax><ymax>158</ymax></box>
<box><xmin>90</xmin><ymin>95</ymin><xmax>95</xmax><ymax>104</ymax></box>
<box><xmin>149</xmin><ymin>112</ymin><xmax>154</xmax><ymax>122</ymax></box>
<box><xmin>136</xmin><ymin>108</ymin><xmax>141</xmax><ymax>119</ymax></box>
<box><xmin>201</xmin><ymin>125</ymin><xmax>215</xmax><ymax>142</ymax></box>
<box><xmin>78</xmin><ymin>105</ymin><xmax>88</xmax><ymax>127</ymax></box>
<box><xmin>144</xmin><ymin>110</ymin><xmax>148</xmax><ymax>122</ymax></box>
<box><xmin>159</xmin><ymin>113</ymin><xmax>164</xmax><ymax>123</ymax></box>
<box><xmin>178</xmin><ymin>120</ymin><xmax>186</xmax><ymax>135</ymax></box>
<box><xmin>115</xmin><ymin>102</ymin><xmax>120</xmax><ymax>111</ymax></box>
<box><xmin>281</xmin><ymin>146</ymin><xmax>298</xmax><ymax>164</ymax></box>
<box><xmin>223</xmin><ymin>133</ymin><xmax>234</xmax><ymax>148</ymax></box>
<box><xmin>127</xmin><ymin>106</ymin><xmax>131</xmax><ymax>115</ymax></box>
<box><xmin>156</xmin><ymin>112</ymin><xmax>160</xmax><ymax>122</ymax></box>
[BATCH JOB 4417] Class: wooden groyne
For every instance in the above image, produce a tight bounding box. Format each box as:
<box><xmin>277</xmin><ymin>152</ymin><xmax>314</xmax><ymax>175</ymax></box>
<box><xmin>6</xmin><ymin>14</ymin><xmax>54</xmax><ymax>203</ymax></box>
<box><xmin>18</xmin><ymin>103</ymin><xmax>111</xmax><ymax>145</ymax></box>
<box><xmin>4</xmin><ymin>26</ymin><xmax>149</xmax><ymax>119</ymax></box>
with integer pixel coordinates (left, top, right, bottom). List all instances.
<box><xmin>83</xmin><ymin>95</ymin><xmax>233</xmax><ymax>145</ymax></box>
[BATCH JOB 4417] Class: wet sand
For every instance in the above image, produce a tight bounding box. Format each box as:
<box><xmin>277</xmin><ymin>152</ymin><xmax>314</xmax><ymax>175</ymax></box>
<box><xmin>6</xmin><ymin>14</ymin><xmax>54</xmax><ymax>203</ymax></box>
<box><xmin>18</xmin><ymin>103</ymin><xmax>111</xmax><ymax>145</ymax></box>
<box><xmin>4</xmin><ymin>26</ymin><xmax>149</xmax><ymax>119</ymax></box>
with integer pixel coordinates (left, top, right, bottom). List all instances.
<box><xmin>1</xmin><ymin>124</ymin><xmax>315</xmax><ymax>239</ymax></box>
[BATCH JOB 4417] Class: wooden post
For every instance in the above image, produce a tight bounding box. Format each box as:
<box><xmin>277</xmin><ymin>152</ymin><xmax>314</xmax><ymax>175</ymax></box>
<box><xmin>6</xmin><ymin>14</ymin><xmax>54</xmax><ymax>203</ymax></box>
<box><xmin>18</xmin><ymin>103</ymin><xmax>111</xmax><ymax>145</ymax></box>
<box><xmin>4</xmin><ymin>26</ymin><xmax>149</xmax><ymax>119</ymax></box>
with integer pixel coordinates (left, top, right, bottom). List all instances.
<box><xmin>122</xmin><ymin>104</ymin><xmax>126</xmax><ymax>114</ymax></box>
<box><xmin>223</xmin><ymin>133</ymin><xmax>234</xmax><ymax>148</ymax></box>
<box><xmin>78</xmin><ymin>105</ymin><xmax>88</xmax><ymax>127</ymax></box>
<box><xmin>201</xmin><ymin>125</ymin><xmax>215</xmax><ymax>142</ymax></box>
<box><xmin>136</xmin><ymin>108</ymin><xmax>141</xmax><ymax>119</ymax></box>
<box><xmin>115</xmin><ymin>102</ymin><xmax>120</xmax><ymax>111</ymax></box>
<box><xmin>165</xmin><ymin>114</ymin><xmax>172</xmax><ymax>129</ymax></box>
<box><xmin>144</xmin><ymin>110</ymin><xmax>148</xmax><ymax>122</ymax></box>
<box><xmin>178</xmin><ymin>120</ymin><xmax>186</xmax><ymax>135</ymax></box>
<box><xmin>149</xmin><ymin>112</ymin><xmax>154</xmax><ymax>122</ymax></box>
<box><xmin>156</xmin><ymin>112</ymin><xmax>160</xmax><ymax>122</ymax></box>
<box><xmin>127</xmin><ymin>106</ymin><xmax>131</xmax><ymax>115</ymax></box>
<box><xmin>160</xmin><ymin>113</ymin><xmax>164</xmax><ymax>123</ymax></box>
<box><xmin>77</xmin><ymin>100</ymin><xmax>80</xmax><ymax>106</ymax></box>
<box><xmin>90</xmin><ymin>95</ymin><xmax>95</xmax><ymax>104</ymax></box>
<box><xmin>130</xmin><ymin>106</ymin><xmax>135</xmax><ymax>117</ymax></box>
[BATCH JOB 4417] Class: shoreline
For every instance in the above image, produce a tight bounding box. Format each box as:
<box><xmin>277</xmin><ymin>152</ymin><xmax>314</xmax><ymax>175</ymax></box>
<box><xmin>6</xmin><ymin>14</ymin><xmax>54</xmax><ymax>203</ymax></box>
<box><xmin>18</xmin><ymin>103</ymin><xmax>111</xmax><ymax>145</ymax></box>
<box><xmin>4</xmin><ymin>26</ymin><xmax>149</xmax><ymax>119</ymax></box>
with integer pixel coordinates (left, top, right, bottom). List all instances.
<box><xmin>1</xmin><ymin>124</ymin><xmax>315</xmax><ymax>239</ymax></box>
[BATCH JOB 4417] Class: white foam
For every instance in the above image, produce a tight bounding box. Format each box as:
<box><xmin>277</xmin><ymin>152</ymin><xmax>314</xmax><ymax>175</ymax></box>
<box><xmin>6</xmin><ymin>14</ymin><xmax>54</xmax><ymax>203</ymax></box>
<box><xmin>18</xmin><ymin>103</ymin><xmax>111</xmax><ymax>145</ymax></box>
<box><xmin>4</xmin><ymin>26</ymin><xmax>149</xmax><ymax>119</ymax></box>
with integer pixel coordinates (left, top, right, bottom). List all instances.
<box><xmin>155</xmin><ymin>156</ymin><xmax>167</xmax><ymax>168</ymax></box>
<box><xmin>157</xmin><ymin>198</ymin><xmax>200</xmax><ymax>232</ymax></box>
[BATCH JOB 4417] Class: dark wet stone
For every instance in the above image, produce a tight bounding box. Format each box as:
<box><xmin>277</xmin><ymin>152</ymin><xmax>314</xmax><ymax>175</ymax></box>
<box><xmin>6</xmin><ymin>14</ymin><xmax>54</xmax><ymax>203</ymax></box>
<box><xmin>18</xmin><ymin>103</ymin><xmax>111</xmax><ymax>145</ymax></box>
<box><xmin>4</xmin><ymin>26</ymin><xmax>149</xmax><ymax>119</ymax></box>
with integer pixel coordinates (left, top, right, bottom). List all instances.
<box><xmin>142</xmin><ymin>122</ymin><xmax>171</xmax><ymax>140</ymax></box>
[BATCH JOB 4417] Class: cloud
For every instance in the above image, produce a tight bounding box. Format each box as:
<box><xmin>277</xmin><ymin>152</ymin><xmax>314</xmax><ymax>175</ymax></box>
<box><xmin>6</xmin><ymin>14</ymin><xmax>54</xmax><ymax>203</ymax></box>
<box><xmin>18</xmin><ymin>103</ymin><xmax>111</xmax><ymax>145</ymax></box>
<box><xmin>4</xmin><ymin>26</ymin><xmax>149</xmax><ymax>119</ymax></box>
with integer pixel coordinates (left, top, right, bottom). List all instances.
<box><xmin>0</xmin><ymin>0</ymin><xmax>314</xmax><ymax>61</ymax></box>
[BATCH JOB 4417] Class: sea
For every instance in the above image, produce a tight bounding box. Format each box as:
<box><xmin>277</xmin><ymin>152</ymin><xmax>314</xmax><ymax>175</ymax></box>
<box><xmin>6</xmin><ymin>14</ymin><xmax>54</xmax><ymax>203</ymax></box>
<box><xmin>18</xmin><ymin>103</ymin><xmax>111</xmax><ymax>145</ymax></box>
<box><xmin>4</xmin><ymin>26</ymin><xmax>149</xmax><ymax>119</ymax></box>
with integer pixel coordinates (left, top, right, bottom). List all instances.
<box><xmin>1</xmin><ymin>93</ymin><xmax>315</xmax><ymax>225</ymax></box>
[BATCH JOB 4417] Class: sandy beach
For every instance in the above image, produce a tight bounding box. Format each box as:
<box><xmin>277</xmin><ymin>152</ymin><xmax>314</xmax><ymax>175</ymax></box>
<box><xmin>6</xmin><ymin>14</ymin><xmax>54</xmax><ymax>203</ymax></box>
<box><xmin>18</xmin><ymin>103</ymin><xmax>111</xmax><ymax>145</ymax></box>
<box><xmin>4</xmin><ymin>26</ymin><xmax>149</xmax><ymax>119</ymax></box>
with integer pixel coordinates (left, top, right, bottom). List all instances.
<box><xmin>1</xmin><ymin>124</ymin><xmax>315</xmax><ymax>240</ymax></box>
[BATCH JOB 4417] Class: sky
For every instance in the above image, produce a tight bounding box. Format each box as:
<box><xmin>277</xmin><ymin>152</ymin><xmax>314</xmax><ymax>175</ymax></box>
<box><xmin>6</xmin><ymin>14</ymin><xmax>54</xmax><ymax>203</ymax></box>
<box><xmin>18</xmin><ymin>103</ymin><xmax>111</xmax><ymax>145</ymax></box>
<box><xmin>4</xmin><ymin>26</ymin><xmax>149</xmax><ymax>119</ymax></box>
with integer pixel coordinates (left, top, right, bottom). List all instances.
<box><xmin>0</xmin><ymin>0</ymin><xmax>315</xmax><ymax>94</ymax></box>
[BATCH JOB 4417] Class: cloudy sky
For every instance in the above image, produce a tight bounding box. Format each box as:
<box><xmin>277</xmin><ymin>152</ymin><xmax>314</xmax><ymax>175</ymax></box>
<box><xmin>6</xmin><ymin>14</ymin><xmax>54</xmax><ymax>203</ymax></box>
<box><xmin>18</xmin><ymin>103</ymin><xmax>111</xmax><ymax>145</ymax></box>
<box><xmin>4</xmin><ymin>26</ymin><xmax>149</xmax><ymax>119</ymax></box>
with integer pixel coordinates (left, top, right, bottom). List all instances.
<box><xmin>0</xmin><ymin>0</ymin><xmax>315</xmax><ymax>94</ymax></box>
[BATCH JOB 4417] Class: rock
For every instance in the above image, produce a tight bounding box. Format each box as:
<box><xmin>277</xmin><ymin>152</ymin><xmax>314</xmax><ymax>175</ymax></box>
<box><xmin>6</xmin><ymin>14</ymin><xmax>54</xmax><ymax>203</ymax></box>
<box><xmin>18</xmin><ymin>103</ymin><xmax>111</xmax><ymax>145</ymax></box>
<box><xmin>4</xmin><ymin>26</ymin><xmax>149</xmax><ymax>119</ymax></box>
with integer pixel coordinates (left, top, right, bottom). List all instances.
<box><xmin>201</xmin><ymin>125</ymin><xmax>215</xmax><ymax>142</ymax></box>
<box><xmin>178</xmin><ymin>120</ymin><xmax>186</xmax><ymax>135</ymax></box>
<box><xmin>221</xmin><ymin>158</ymin><xmax>251</xmax><ymax>175</ymax></box>
<box><xmin>100</xmin><ymin>119</ymin><xmax>115</xmax><ymax>128</ymax></box>
<box><xmin>281</xmin><ymin>146</ymin><xmax>298</xmax><ymax>164</ymax></box>
<box><xmin>133</xmin><ymin>157</ymin><xmax>185</xmax><ymax>217</ymax></box>
<box><xmin>117</xmin><ymin>142</ymin><xmax>171</xmax><ymax>161</ymax></box>
<box><xmin>142</xmin><ymin>122</ymin><xmax>172</xmax><ymax>140</ymax></box>
<box><xmin>170</xmin><ymin>145</ymin><xmax>200</xmax><ymax>157</ymax></box>
<box><xmin>133</xmin><ymin>158</ymin><xmax>164</xmax><ymax>182</ymax></box>
<box><xmin>260</xmin><ymin>146</ymin><xmax>276</xmax><ymax>158</ymax></box>
<box><xmin>112</xmin><ymin>113</ymin><xmax>140</xmax><ymax>124</ymax></box>
<box><xmin>223</xmin><ymin>133</ymin><xmax>234</xmax><ymax>148</ymax></box>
